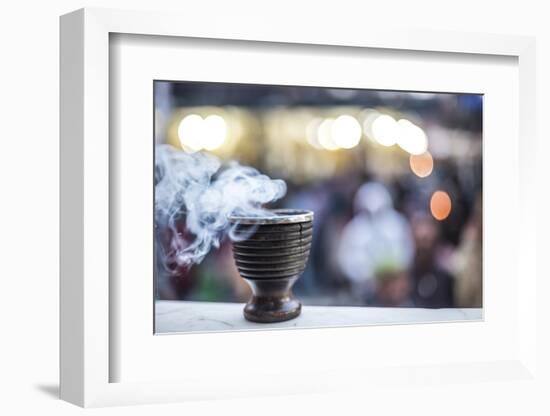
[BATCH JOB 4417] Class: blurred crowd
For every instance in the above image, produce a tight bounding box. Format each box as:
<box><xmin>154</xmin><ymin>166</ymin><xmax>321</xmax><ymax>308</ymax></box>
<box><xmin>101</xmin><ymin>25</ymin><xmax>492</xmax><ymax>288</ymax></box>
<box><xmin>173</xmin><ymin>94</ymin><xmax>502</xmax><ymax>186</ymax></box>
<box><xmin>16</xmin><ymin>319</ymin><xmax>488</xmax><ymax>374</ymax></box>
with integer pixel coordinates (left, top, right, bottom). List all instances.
<box><xmin>155</xmin><ymin>81</ymin><xmax>483</xmax><ymax>309</ymax></box>
<box><xmin>287</xmin><ymin>179</ymin><xmax>482</xmax><ymax>308</ymax></box>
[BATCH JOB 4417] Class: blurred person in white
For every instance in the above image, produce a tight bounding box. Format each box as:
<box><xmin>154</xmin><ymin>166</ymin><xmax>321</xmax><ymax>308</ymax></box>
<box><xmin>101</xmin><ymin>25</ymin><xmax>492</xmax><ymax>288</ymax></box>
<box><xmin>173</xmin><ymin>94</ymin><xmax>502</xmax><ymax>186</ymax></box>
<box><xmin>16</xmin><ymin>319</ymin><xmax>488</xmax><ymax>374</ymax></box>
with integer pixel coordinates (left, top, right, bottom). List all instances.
<box><xmin>453</xmin><ymin>194</ymin><xmax>482</xmax><ymax>307</ymax></box>
<box><xmin>337</xmin><ymin>182</ymin><xmax>415</xmax><ymax>306</ymax></box>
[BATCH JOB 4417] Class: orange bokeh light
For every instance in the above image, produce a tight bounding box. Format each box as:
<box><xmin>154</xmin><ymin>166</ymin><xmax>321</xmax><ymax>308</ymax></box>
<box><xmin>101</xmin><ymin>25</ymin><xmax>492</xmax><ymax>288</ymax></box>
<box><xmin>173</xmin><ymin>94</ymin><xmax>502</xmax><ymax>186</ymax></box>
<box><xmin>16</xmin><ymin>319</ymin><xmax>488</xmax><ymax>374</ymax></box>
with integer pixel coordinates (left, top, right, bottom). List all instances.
<box><xmin>409</xmin><ymin>151</ymin><xmax>434</xmax><ymax>178</ymax></box>
<box><xmin>430</xmin><ymin>191</ymin><xmax>452</xmax><ymax>221</ymax></box>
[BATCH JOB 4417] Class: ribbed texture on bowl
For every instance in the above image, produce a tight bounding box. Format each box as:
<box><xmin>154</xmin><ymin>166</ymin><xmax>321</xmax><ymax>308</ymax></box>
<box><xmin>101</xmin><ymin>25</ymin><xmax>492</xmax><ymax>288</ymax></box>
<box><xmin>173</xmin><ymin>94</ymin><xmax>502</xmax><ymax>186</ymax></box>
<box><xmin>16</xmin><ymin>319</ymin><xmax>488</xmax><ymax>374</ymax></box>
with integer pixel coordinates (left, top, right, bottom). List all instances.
<box><xmin>231</xmin><ymin>220</ymin><xmax>312</xmax><ymax>280</ymax></box>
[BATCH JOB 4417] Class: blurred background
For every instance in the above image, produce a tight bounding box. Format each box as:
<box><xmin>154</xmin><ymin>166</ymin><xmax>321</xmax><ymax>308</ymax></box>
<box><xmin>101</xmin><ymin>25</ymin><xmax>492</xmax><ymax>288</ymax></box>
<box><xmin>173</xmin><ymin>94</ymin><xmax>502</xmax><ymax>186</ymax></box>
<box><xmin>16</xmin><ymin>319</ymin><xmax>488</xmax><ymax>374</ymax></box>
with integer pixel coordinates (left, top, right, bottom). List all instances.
<box><xmin>154</xmin><ymin>81</ymin><xmax>482</xmax><ymax>309</ymax></box>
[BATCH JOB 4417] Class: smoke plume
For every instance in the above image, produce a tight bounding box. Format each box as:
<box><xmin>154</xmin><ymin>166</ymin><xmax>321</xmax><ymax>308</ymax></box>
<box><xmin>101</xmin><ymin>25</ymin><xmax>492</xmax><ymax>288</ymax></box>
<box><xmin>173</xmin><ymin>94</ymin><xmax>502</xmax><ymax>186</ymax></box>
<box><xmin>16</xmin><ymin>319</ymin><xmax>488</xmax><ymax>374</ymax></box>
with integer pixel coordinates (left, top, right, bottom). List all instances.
<box><xmin>155</xmin><ymin>144</ymin><xmax>287</xmax><ymax>271</ymax></box>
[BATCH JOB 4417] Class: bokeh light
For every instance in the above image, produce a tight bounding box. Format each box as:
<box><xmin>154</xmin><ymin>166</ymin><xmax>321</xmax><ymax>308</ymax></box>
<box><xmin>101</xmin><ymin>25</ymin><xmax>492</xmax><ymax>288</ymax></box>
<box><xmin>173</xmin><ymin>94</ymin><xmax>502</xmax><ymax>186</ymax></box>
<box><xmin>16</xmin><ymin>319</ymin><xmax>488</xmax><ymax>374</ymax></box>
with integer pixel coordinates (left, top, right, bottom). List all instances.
<box><xmin>178</xmin><ymin>114</ymin><xmax>204</xmax><ymax>152</ymax></box>
<box><xmin>317</xmin><ymin>118</ymin><xmax>340</xmax><ymax>151</ymax></box>
<box><xmin>177</xmin><ymin>113</ymin><xmax>228</xmax><ymax>152</ymax></box>
<box><xmin>396</xmin><ymin>119</ymin><xmax>428</xmax><ymax>155</ymax></box>
<box><xmin>306</xmin><ymin>118</ymin><xmax>323</xmax><ymax>149</ymax></box>
<box><xmin>202</xmin><ymin>115</ymin><xmax>227</xmax><ymax>151</ymax></box>
<box><xmin>371</xmin><ymin>114</ymin><xmax>398</xmax><ymax>146</ymax></box>
<box><xmin>331</xmin><ymin>115</ymin><xmax>362</xmax><ymax>149</ymax></box>
<box><xmin>409</xmin><ymin>151</ymin><xmax>434</xmax><ymax>178</ymax></box>
<box><xmin>430</xmin><ymin>190</ymin><xmax>452</xmax><ymax>221</ymax></box>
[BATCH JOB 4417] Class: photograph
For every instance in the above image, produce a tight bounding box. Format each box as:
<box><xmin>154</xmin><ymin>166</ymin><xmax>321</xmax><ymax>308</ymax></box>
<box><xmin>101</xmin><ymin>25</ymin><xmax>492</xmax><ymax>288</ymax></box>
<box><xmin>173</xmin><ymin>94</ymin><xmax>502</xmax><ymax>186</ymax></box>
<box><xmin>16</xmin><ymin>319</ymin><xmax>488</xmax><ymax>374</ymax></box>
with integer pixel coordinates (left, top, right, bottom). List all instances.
<box><xmin>153</xmin><ymin>81</ymin><xmax>483</xmax><ymax>333</ymax></box>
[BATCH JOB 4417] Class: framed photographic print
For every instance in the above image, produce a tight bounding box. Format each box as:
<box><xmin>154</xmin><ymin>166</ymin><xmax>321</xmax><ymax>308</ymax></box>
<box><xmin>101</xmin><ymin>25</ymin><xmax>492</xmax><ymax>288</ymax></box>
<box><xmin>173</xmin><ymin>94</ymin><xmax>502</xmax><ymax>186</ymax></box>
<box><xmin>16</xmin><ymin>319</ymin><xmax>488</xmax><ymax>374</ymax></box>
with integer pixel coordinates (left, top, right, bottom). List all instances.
<box><xmin>60</xmin><ymin>8</ymin><xmax>538</xmax><ymax>407</ymax></box>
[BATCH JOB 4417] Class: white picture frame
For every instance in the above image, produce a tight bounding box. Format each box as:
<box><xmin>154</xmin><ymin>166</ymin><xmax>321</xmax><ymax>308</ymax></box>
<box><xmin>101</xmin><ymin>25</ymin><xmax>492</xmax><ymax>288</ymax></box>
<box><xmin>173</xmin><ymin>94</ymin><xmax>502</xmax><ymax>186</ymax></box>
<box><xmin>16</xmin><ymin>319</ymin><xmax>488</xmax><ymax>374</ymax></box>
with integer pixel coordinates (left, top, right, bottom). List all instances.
<box><xmin>60</xmin><ymin>7</ymin><xmax>538</xmax><ymax>407</ymax></box>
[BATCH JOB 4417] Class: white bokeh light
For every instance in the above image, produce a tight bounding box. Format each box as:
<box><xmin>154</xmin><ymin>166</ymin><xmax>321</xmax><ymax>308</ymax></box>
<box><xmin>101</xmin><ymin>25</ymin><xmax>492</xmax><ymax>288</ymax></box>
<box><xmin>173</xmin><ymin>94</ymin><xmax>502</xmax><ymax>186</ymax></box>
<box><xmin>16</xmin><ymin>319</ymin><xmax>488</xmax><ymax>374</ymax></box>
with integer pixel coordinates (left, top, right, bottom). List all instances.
<box><xmin>317</xmin><ymin>118</ymin><xmax>340</xmax><ymax>151</ymax></box>
<box><xmin>178</xmin><ymin>114</ymin><xmax>204</xmax><ymax>152</ymax></box>
<box><xmin>371</xmin><ymin>114</ymin><xmax>398</xmax><ymax>146</ymax></box>
<box><xmin>306</xmin><ymin>118</ymin><xmax>323</xmax><ymax>149</ymax></box>
<box><xmin>331</xmin><ymin>115</ymin><xmax>362</xmax><ymax>149</ymax></box>
<box><xmin>396</xmin><ymin>119</ymin><xmax>428</xmax><ymax>155</ymax></box>
<box><xmin>178</xmin><ymin>113</ymin><xmax>228</xmax><ymax>152</ymax></box>
<box><xmin>202</xmin><ymin>115</ymin><xmax>227</xmax><ymax>151</ymax></box>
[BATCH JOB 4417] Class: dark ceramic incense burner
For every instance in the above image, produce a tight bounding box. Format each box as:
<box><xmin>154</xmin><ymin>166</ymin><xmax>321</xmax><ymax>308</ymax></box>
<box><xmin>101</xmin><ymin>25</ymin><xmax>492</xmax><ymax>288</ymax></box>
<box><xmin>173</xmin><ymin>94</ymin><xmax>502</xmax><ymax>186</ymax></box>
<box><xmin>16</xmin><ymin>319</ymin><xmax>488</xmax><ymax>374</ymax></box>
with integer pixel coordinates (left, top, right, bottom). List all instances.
<box><xmin>229</xmin><ymin>209</ymin><xmax>314</xmax><ymax>323</ymax></box>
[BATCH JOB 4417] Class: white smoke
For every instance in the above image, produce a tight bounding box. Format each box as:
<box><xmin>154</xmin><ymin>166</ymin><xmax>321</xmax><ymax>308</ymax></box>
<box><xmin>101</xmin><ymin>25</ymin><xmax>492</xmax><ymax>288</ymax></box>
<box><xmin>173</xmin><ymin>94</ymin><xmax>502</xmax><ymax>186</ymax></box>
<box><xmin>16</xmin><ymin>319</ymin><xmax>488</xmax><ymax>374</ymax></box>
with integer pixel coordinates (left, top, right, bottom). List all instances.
<box><xmin>155</xmin><ymin>144</ymin><xmax>287</xmax><ymax>271</ymax></box>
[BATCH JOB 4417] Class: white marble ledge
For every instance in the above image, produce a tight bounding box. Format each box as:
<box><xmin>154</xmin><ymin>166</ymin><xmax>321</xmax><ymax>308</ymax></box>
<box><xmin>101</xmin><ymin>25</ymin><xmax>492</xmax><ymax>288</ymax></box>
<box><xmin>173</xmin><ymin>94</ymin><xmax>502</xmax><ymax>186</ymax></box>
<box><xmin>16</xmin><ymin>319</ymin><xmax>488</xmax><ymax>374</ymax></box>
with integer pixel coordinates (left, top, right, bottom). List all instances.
<box><xmin>155</xmin><ymin>300</ymin><xmax>483</xmax><ymax>334</ymax></box>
